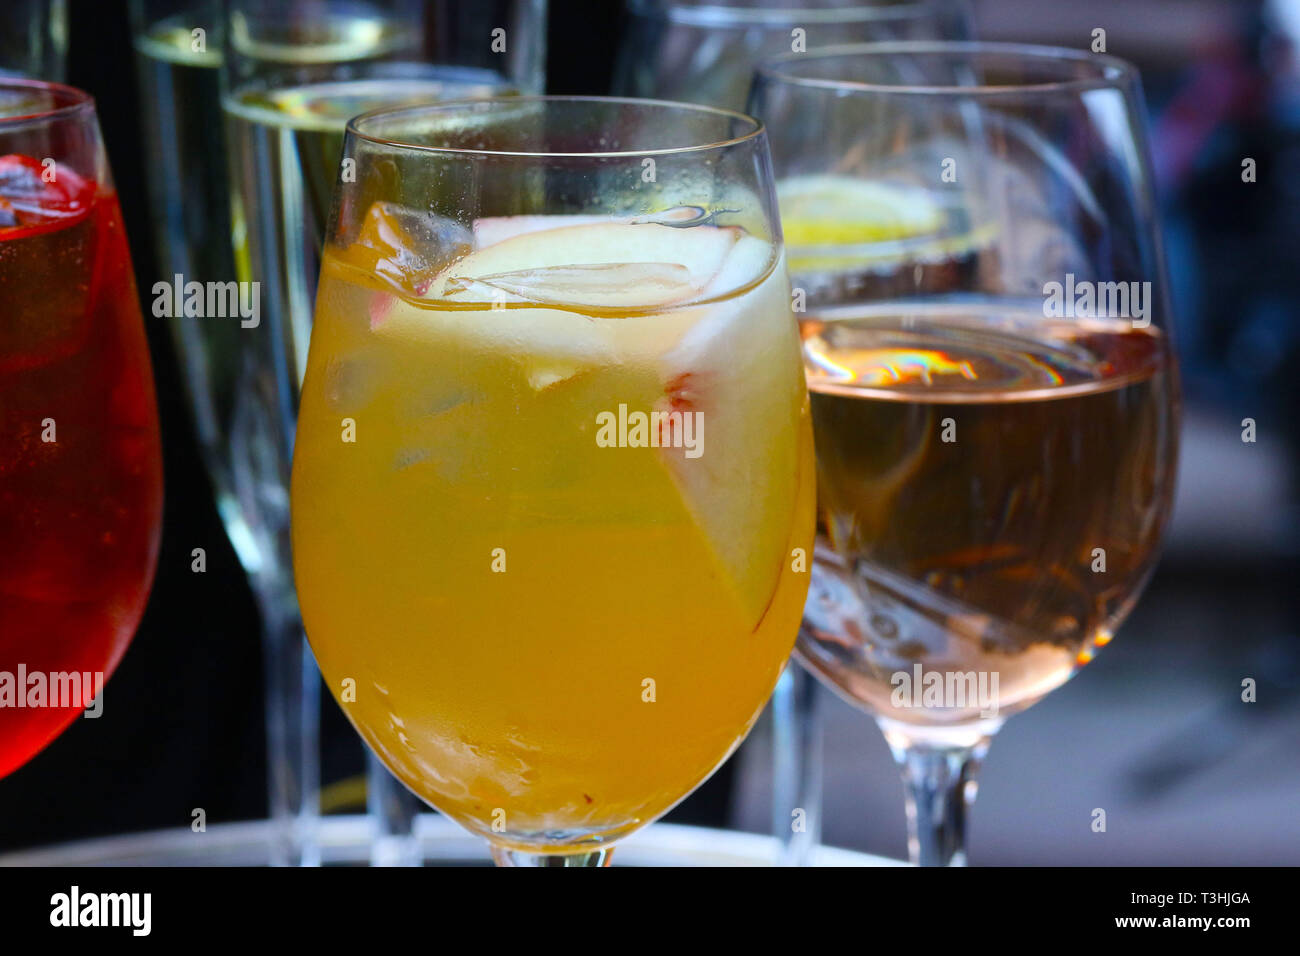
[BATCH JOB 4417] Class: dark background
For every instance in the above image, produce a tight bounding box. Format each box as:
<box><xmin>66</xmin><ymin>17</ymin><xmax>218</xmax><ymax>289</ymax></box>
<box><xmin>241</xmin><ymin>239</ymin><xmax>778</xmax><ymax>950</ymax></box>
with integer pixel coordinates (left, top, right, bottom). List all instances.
<box><xmin>2</xmin><ymin>0</ymin><xmax>1298</xmax><ymax>862</ymax></box>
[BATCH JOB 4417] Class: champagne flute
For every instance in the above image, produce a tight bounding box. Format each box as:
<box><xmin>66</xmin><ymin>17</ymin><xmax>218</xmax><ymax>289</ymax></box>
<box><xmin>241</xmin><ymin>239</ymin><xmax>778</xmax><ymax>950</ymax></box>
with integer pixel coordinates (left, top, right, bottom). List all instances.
<box><xmin>0</xmin><ymin>79</ymin><xmax>163</xmax><ymax>779</ymax></box>
<box><xmin>750</xmin><ymin>42</ymin><xmax>1181</xmax><ymax>865</ymax></box>
<box><xmin>131</xmin><ymin>1</ymin><xmax>236</xmax><ymax>500</ymax></box>
<box><xmin>132</xmin><ymin>0</ymin><xmax>327</xmax><ymax>866</ymax></box>
<box><xmin>614</xmin><ymin>0</ymin><xmax>971</xmax><ymax>110</ymax></box>
<box><xmin>291</xmin><ymin>95</ymin><xmax>814</xmax><ymax>866</ymax></box>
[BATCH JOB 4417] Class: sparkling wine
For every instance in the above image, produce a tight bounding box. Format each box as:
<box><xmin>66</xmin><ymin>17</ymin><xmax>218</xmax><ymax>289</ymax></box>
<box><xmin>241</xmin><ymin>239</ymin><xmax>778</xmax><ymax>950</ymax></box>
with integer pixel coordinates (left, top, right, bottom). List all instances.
<box><xmin>133</xmin><ymin>16</ymin><xmax>231</xmax><ymax>287</ymax></box>
<box><xmin>799</xmin><ymin>303</ymin><xmax>1179</xmax><ymax>728</ymax></box>
<box><xmin>133</xmin><ymin>16</ymin><xmax>254</xmax><ymax>543</ymax></box>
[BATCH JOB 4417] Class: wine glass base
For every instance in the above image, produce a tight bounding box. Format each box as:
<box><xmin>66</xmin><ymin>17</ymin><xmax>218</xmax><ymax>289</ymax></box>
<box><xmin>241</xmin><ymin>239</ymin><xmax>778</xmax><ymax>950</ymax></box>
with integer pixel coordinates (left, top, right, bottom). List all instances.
<box><xmin>490</xmin><ymin>846</ymin><xmax>615</xmax><ymax>867</ymax></box>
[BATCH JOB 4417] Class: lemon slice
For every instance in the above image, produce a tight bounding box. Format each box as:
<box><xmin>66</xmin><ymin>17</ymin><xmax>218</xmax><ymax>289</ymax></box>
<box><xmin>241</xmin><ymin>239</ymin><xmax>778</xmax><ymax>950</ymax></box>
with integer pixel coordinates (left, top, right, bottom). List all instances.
<box><xmin>778</xmin><ymin>175</ymin><xmax>944</xmax><ymax>247</ymax></box>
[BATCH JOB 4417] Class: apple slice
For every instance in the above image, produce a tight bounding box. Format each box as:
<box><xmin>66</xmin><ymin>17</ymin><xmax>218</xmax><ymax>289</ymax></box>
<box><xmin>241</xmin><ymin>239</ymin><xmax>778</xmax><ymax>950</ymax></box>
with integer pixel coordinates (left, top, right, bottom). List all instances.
<box><xmin>652</xmin><ymin>236</ymin><xmax>803</xmax><ymax>627</ymax></box>
<box><xmin>473</xmin><ymin>214</ymin><xmax>619</xmax><ymax>248</ymax></box>
<box><xmin>369</xmin><ymin>220</ymin><xmax>741</xmax><ymax>370</ymax></box>
<box><xmin>471</xmin><ymin>207</ymin><xmax>714</xmax><ymax>248</ymax></box>
<box><xmin>427</xmin><ymin>221</ymin><xmax>740</xmax><ymax>310</ymax></box>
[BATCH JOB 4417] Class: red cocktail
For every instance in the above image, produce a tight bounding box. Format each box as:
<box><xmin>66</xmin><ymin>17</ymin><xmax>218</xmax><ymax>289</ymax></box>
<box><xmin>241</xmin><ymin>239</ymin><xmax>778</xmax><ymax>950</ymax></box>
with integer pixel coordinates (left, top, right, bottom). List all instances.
<box><xmin>0</xmin><ymin>81</ymin><xmax>162</xmax><ymax>778</ymax></box>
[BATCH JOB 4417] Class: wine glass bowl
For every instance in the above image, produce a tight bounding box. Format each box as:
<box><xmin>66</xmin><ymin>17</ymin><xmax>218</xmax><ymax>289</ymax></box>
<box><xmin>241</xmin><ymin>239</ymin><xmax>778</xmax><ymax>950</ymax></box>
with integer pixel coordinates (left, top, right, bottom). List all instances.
<box><xmin>0</xmin><ymin>80</ymin><xmax>163</xmax><ymax>779</ymax></box>
<box><xmin>290</xmin><ymin>96</ymin><xmax>815</xmax><ymax>863</ymax></box>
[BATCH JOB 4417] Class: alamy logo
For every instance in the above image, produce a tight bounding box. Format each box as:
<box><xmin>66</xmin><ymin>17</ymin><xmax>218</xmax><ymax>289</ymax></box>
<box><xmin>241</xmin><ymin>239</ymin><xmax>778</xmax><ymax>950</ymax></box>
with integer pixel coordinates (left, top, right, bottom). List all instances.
<box><xmin>891</xmin><ymin>664</ymin><xmax>1000</xmax><ymax>718</ymax></box>
<box><xmin>0</xmin><ymin>665</ymin><xmax>103</xmax><ymax>717</ymax></box>
<box><xmin>595</xmin><ymin>404</ymin><xmax>703</xmax><ymax>459</ymax></box>
<box><xmin>1042</xmin><ymin>273</ymin><xmax>1151</xmax><ymax>328</ymax></box>
<box><xmin>50</xmin><ymin>886</ymin><xmax>151</xmax><ymax>936</ymax></box>
<box><xmin>152</xmin><ymin>274</ymin><xmax>260</xmax><ymax>328</ymax></box>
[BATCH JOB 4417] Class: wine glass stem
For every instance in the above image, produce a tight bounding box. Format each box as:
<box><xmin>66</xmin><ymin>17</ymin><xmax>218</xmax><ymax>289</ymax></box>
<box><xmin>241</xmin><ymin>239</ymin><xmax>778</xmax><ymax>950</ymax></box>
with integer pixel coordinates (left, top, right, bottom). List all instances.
<box><xmin>887</xmin><ymin>736</ymin><xmax>992</xmax><ymax>867</ymax></box>
<box><xmin>368</xmin><ymin>754</ymin><xmax>422</xmax><ymax>867</ymax></box>
<box><xmin>260</xmin><ymin>600</ymin><xmax>320</xmax><ymax>867</ymax></box>
<box><xmin>772</xmin><ymin>665</ymin><xmax>824</xmax><ymax>866</ymax></box>
<box><xmin>491</xmin><ymin>847</ymin><xmax>615</xmax><ymax>867</ymax></box>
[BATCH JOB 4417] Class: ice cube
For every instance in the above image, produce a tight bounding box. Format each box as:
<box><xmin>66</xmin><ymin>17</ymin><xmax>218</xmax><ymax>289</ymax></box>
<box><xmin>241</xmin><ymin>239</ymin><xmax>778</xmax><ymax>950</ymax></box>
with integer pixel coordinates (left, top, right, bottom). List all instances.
<box><xmin>394</xmin><ymin>447</ymin><xmax>431</xmax><ymax>471</ymax></box>
<box><xmin>323</xmin><ymin>356</ymin><xmax>376</xmax><ymax>410</ymax></box>
<box><xmin>0</xmin><ymin>154</ymin><xmax>91</xmax><ymax>227</ymax></box>
<box><xmin>353</xmin><ymin>201</ymin><xmax>473</xmax><ymax>296</ymax></box>
<box><xmin>414</xmin><ymin>387</ymin><xmax>475</xmax><ymax>417</ymax></box>
<box><xmin>526</xmin><ymin>362</ymin><xmax>585</xmax><ymax>391</ymax></box>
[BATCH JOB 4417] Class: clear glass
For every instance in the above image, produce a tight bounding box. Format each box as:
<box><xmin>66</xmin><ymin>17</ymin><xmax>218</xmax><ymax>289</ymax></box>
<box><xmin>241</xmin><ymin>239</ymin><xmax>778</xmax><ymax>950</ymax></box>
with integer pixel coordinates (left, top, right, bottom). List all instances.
<box><xmin>0</xmin><ymin>80</ymin><xmax>163</xmax><ymax>778</ymax></box>
<box><xmin>613</xmin><ymin>0</ymin><xmax>971</xmax><ymax>109</ymax></box>
<box><xmin>290</xmin><ymin>95</ymin><xmax>815</xmax><ymax>865</ymax></box>
<box><xmin>750</xmin><ymin>42</ymin><xmax>1182</xmax><ymax>864</ymax></box>
<box><xmin>0</xmin><ymin>0</ymin><xmax>68</xmax><ymax>80</ymax></box>
<box><xmin>770</xmin><ymin>664</ymin><xmax>822</xmax><ymax>865</ymax></box>
<box><xmin>130</xmin><ymin>0</ymin><xmax>236</xmax><ymax>510</ymax></box>
<box><xmin>131</xmin><ymin>0</ymin><xmax>321</xmax><ymax>867</ymax></box>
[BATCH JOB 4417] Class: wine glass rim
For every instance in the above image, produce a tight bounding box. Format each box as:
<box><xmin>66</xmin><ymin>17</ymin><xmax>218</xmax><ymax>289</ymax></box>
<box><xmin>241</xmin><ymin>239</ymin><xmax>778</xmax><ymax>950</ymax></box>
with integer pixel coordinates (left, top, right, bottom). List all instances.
<box><xmin>627</xmin><ymin>0</ymin><xmax>949</xmax><ymax>27</ymax></box>
<box><xmin>0</xmin><ymin>78</ymin><xmax>95</xmax><ymax>129</ymax></box>
<box><xmin>346</xmin><ymin>94</ymin><xmax>766</xmax><ymax>158</ymax></box>
<box><xmin>755</xmin><ymin>41</ymin><xmax>1139</xmax><ymax>96</ymax></box>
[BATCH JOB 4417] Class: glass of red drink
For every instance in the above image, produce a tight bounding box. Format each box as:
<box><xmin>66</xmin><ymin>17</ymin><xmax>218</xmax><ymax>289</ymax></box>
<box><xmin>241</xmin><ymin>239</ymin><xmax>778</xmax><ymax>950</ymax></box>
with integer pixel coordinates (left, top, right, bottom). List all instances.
<box><xmin>0</xmin><ymin>79</ymin><xmax>163</xmax><ymax>778</ymax></box>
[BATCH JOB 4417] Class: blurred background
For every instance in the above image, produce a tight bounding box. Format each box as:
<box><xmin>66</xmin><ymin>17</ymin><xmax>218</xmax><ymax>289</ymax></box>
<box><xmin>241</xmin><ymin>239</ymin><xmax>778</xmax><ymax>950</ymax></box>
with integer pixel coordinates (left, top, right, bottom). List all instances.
<box><xmin>0</xmin><ymin>0</ymin><xmax>1296</xmax><ymax>864</ymax></box>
